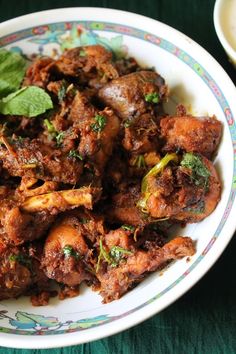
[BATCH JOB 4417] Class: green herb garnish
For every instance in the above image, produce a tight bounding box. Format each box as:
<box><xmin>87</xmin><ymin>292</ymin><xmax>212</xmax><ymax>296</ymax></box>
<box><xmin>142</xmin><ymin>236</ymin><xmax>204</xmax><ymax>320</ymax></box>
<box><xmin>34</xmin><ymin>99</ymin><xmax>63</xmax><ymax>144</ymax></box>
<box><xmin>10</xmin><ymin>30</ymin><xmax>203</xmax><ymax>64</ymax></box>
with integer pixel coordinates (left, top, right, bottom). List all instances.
<box><xmin>180</xmin><ymin>153</ymin><xmax>210</xmax><ymax>189</ymax></box>
<box><xmin>58</xmin><ymin>80</ymin><xmax>68</xmax><ymax>103</ymax></box>
<box><xmin>0</xmin><ymin>49</ymin><xmax>27</xmax><ymax>99</ymax></box>
<box><xmin>0</xmin><ymin>86</ymin><xmax>53</xmax><ymax>117</ymax></box>
<box><xmin>9</xmin><ymin>253</ymin><xmax>32</xmax><ymax>268</ymax></box>
<box><xmin>133</xmin><ymin>155</ymin><xmax>146</xmax><ymax>169</ymax></box>
<box><xmin>109</xmin><ymin>246</ymin><xmax>133</xmax><ymax>267</ymax></box>
<box><xmin>44</xmin><ymin>119</ymin><xmax>57</xmax><ymax>137</ymax></box>
<box><xmin>62</xmin><ymin>245</ymin><xmax>80</xmax><ymax>260</ymax></box>
<box><xmin>68</xmin><ymin>149</ymin><xmax>83</xmax><ymax>160</ymax></box>
<box><xmin>90</xmin><ymin>114</ymin><xmax>107</xmax><ymax>133</ymax></box>
<box><xmin>0</xmin><ymin>50</ymin><xmax>53</xmax><ymax>117</ymax></box>
<box><xmin>121</xmin><ymin>225</ymin><xmax>135</xmax><ymax>232</ymax></box>
<box><xmin>55</xmin><ymin>131</ymin><xmax>65</xmax><ymax>146</ymax></box>
<box><xmin>79</xmin><ymin>50</ymin><xmax>87</xmax><ymax>57</ymax></box>
<box><xmin>44</xmin><ymin>119</ymin><xmax>65</xmax><ymax>146</ymax></box>
<box><xmin>96</xmin><ymin>239</ymin><xmax>133</xmax><ymax>272</ymax></box>
<box><xmin>80</xmin><ymin>217</ymin><xmax>89</xmax><ymax>224</ymax></box>
<box><xmin>124</xmin><ymin>119</ymin><xmax>133</xmax><ymax>128</ymax></box>
<box><xmin>144</xmin><ymin>92</ymin><xmax>159</xmax><ymax>104</ymax></box>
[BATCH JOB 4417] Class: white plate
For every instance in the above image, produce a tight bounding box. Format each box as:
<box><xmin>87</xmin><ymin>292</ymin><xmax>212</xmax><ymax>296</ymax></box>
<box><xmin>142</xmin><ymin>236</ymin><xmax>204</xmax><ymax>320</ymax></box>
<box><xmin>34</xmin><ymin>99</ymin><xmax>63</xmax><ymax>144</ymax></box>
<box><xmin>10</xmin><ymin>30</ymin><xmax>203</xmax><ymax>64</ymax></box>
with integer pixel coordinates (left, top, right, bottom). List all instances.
<box><xmin>0</xmin><ymin>7</ymin><xmax>236</xmax><ymax>349</ymax></box>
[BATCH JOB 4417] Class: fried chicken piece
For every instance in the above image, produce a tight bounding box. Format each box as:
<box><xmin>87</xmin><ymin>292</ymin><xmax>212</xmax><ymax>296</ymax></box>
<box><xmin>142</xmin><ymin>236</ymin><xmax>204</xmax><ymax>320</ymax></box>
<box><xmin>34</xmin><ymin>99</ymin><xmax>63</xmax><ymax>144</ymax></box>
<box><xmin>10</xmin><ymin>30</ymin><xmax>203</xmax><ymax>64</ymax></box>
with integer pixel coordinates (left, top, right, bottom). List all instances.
<box><xmin>42</xmin><ymin>216</ymin><xmax>93</xmax><ymax>286</ymax></box>
<box><xmin>160</xmin><ymin>115</ymin><xmax>222</xmax><ymax>158</ymax></box>
<box><xmin>97</xmin><ymin>236</ymin><xmax>195</xmax><ymax>302</ymax></box>
<box><xmin>55</xmin><ymin>45</ymin><xmax>119</xmax><ymax>84</ymax></box>
<box><xmin>0</xmin><ymin>187</ymin><xmax>101</xmax><ymax>245</ymax></box>
<box><xmin>0</xmin><ymin>240</ymin><xmax>49</xmax><ymax>301</ymax></box>
<box><xmin>23</xmin><ymin>56</ymin><xmax>55</xmax><ymax>88</ymax></box>
<box><xmin>69</xmin><ymin>91</ymin><xmax>120</xmax><ymax>173</ymax></box>
<box><xmin>144</xmin><ymin>155</ymin><xmax>221</xmax><ymax>222</ymax></box>
<box><xmin>0</xmin><ymin>137</ymin><xmax>83</xmax><ymax>184</ymax></box>
<box><xmin>122</xmin><ymin>113</ymin><xmax>159</xmax><ymax>154</ymax></box>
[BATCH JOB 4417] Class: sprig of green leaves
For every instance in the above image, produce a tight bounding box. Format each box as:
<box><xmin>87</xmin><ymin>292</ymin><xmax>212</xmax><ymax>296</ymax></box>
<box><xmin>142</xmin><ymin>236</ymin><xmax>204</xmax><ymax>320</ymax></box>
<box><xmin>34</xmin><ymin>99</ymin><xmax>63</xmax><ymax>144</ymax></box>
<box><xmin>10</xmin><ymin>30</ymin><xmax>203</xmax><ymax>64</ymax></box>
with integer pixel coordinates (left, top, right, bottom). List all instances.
<box><xmin>0</xmin><ymin>50</ymin><xmax>53</xmax><ymax>117</ymax></box>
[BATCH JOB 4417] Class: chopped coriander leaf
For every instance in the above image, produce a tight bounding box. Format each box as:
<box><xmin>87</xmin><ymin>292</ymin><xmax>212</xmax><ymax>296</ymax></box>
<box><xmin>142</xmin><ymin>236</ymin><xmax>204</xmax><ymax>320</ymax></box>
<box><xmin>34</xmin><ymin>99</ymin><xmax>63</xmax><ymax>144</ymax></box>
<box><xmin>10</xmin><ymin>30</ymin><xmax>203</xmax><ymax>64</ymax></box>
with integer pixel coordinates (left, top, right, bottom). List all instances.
<box><xmin>144</xmin><ymin>92</ymin><xmax>159</xmax><ymax>104</ymax></box>
<box><xmin>56</xmin><ymin>132</ymin><xmax>65</xmax><ymax>146</ymax></box>
<box><xmin>180</xmin><ymin>153</ymin><xmax>210</xmax><ymax>189</ymax></box>
<box><xmin>9</xmin><ymin>253</ymin><xmax>32</xmax><ymax>268</ymax></box>
<box><xmin>44</xmin><ymin>119</ymin><xmax>65</xmax><ymax>146</ymax></box>
<box><xmin>96</xmin><ymin>240</ymin><xmax>133</xmax><ymax>271</ymax></box>
<box><xmin>79</xmin><ymin>50</ymin><xmax>87</xmax><ymax>57</ymax></box>
<box><xmin>58</xmin><ymin>80</ymin><xmax>68</xmax><ymax>103</ymax></box>
<box><xmin>44</xmin><ymin>119</ymin><xmax>57</xmax><ymax>137</ymax></box>
<box><xmin>121</xmin><ymin>224</ymin><xmax>135</xmax><ymax>232</ymax></box>
<box><xmin>110</xmin><ymin>246</ymin><xmax>133</xmax><ymax>267</ymax></box>
<box><xmin>68</xmin><ymin>149</ymin><xmax>83</xmax><ymax>160</ymax></box>
<box><xmin>90</xmin><ymin>114</ymin><xmax>107</xmax><ymax>133</ymax></box>
<box><xmin>80</xmin><ymin>217</ymin><xmax>89</xmax><ymax>224</ymax></box>
<box><xmin>16</xmin><ymin>136</ymin><xmax>25</xmax><ymax>144</ymax></box>
<box><xmin>124</xmin><ymin>119</ymin><xmax>132</xmax><ymax>128</ymax></box>
<box><xmin>62</xmin><ymin>245</ymin><xmax>80</xmax><ymax>260</ymax></box>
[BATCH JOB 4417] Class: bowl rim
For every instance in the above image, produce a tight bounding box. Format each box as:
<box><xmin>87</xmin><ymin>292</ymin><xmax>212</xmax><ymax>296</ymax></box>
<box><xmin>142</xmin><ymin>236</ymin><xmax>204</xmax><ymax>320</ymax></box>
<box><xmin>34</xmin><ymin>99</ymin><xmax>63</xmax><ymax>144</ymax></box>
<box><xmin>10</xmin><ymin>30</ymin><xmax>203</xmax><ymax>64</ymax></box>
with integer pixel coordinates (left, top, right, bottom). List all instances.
<box><xmin>213</xmin><ymin>0</ymin><xmax>236</xmax><ymax>62</ymax></box>
<box><xmin>0</xmin><ymin>6</ymin><xmax>236</xmax><ymax>349</ymax></box>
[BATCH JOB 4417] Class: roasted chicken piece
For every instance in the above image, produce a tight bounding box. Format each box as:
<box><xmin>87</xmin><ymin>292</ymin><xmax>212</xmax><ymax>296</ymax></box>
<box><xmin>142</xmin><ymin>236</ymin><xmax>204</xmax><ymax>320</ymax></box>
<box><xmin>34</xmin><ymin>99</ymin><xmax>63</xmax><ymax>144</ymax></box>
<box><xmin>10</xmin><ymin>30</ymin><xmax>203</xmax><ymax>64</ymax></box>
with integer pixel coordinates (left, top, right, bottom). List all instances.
<box><xmin>23</xmin><ymin>45</ymin><xmax>119</xmax><ymax>90</ymax></box>
<box><xmin>106</xmin><ymin>185</ymin><xmax>146</xmax><ymax>226</ymax></box>
<box><xmin>69</xmin><ymin>91</ymin><xmax>120</xmax><ymax>173</ymax></box>
<box><xmin>42</xmin><ymin>215</ymin><xmax>99</xmax><ymax>287</ymax></box>
<box><xmin>122</xmin><ymin>113</ymin><xmax>159</xmax><ymax>154</ymax></box>
<box><xmin>160</xmin><ymin>115</ymin><xmax>222</xmax><ymax>158</ymax></box>
<box><xmin>0</xmin><ymin>187</ymin><xmax>101</xmax><ymax>245</ymax></box>
<box><xmin>23</xmin><ymin>56</ymin><xmax>55</xmax><ymax>89</ymax></box>
<box><xmin>97</xmin><ymin>236</ymin><xmax>195</xmax><ymax>303</ymax></box>
<box><xmin>98</xmin><ymin>70</ymin><xmax>167</xmax><ymax>120</ymax></box>
<box><xmin>21</xmin><ymin>186</ymin><xmax>101</xmax><ymax>213</ymax></box>
<box><xmin>139</xmin><ymin>153</ymin><xmax>221</xmax><ymax>222</ymax></box>
<box><xmin>0</xmin><ymin>240</ymin><xmax>49</xmax><ymax>301</ymax></box>
<box><xmin>54</xmin><ymin>45</ymin><xmax>119</xmax><ymax>84</ymax></box>
<box><xmin>0</xmin><ymin>137</ymin><xmax>83</xmax><ymax>184</ymax></box>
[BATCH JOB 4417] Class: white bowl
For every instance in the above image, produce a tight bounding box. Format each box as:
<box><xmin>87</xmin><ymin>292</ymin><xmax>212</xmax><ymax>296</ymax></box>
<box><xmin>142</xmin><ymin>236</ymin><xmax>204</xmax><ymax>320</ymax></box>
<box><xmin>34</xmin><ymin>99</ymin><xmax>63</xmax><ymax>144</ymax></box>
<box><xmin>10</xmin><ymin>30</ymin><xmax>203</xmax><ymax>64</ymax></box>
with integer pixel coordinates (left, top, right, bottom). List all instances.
<box><xmin>0</xmin><ymin>7</ymin><xmax>236</xmax><ymax>349</ymax></box>
<box><xmin>214</xmin><ymin>0</ymin><xmax>236</xmax><ymax>66</ymax></box>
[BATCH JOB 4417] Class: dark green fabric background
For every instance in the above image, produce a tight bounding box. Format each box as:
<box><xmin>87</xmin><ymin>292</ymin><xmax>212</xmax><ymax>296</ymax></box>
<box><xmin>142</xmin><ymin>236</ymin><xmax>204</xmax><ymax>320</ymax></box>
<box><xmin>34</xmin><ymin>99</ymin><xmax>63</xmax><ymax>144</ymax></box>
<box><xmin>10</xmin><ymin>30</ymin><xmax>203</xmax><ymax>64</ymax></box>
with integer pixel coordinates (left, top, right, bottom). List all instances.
<box><xmin>0</xmin><ymin>0</ymin><xmax>235</xmax><ymax>353</ymax></box>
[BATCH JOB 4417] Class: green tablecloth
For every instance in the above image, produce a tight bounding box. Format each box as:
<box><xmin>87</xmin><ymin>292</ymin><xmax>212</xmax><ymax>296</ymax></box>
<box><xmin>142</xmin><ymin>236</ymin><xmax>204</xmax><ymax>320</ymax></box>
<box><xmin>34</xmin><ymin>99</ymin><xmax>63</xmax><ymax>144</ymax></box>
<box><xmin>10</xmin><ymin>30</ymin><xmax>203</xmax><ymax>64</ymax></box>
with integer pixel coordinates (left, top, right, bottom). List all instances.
<box><xmin>0</xmin><ymin>0</ymin><xmax>235</xmax><ymax>353</ymax></box>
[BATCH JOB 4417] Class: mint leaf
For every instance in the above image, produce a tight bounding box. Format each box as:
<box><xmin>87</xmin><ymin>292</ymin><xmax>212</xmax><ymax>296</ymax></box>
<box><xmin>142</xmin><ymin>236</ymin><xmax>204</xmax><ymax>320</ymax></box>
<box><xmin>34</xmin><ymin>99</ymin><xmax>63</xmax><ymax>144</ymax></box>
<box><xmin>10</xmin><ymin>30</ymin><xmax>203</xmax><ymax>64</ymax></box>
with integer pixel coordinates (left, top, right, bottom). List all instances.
<box><xmin>0</xmin><ymin>49</ymin><xmax>27</xmax><ymax>99</ymax></box>
<box><xmin>0</xmin><ymin>86</ymin><xmax>53</xmax><ymax>117</ymax></box>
